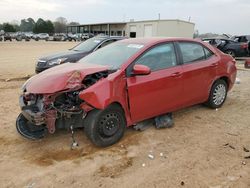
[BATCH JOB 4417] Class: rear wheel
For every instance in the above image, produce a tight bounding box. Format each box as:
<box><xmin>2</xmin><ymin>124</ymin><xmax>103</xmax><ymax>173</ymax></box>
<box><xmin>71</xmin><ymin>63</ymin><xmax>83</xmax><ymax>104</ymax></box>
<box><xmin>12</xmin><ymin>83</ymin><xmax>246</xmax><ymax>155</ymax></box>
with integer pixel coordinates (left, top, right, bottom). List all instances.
<box><xmin>206</xmin><ymin>79</ymin><xmax>228</xmax><ymax>109</ymax></box>
<box><xmin>84</xmin><ymin>104</ymin><xmax>126</xmax><ymax>147</ymax></box>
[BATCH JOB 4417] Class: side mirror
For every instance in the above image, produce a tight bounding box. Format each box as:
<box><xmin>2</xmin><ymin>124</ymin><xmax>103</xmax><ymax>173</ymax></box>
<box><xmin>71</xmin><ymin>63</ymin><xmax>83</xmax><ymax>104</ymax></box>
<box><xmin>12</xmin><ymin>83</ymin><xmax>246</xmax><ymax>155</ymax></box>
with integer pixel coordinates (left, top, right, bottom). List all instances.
<box><xmin>132</xmin><ymin>65</ymin><xmax>151</xmax><ymax>76</ymax></box>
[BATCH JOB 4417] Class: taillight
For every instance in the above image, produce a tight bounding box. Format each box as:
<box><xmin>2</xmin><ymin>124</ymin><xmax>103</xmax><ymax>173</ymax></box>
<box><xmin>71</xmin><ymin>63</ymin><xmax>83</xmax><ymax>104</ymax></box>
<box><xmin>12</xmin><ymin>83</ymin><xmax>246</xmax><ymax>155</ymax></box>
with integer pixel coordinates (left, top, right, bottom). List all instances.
<box><xmin>240</xmin><ymin>43</ymin><xmax>248</xmax><ymax>49</ymax></box>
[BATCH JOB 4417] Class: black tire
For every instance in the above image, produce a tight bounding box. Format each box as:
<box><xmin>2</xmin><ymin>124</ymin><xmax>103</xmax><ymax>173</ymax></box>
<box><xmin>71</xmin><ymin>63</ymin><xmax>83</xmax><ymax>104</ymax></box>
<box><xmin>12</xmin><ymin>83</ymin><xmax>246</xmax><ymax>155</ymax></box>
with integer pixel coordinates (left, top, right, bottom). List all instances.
<box><xmin>16</xmin><ymin>113</ymin><xmax>46</xmax><ymax>140</ymax></box>
<box><xmin>225</xmin><ymin>50</ymin><xmax>236</xmax><ymax>58</ymax></box>
<box><xmin>206</xmin><ymin>79</ymin><xmax>228</xmax><ymax>109</ymax></box>
<box><xmin>84</xmin><ymin>104</ymin><xmax>126</xmax><ymax>147</ymax></box>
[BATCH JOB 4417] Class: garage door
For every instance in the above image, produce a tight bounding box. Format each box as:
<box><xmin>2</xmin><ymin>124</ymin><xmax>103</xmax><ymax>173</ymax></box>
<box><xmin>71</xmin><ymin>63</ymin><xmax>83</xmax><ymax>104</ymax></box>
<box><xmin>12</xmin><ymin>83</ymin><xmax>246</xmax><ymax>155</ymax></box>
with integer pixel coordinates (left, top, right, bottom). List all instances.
<box><xmin>144</xmin><ymin>24</ymin><xmax>153</xmax><ymax>37</ymax></box>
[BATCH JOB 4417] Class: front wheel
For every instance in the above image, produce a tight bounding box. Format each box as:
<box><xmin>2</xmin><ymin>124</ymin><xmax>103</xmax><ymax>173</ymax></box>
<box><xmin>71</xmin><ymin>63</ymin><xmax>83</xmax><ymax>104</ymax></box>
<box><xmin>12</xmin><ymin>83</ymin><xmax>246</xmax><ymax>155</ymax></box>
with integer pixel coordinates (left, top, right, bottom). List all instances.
<box><xmin>84</xmin><ymin>104</ymin><xmax>126</xmax><ymax>147</ymax></box>
<box><xmin>206</xmin><ymin>79</ymin><xmax>228</xmax><ymax>109</ymax></box>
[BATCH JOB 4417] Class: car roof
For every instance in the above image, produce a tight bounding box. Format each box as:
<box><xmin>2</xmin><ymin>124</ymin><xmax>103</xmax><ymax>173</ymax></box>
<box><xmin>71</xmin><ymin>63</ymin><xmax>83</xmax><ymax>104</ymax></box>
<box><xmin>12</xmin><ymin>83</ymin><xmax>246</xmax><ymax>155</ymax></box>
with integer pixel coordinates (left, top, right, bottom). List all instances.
<box><xmin>118</xmin><ymin>37</ymin><xmax>202</xmax><ymax>46</ymax></box>
<box><xmin>95</xmin><ymin>36</ymin><xmax>127</xmax><ymax>40</ymax></box>
<box><xmin>202</xmin><ymin>38</ymin><xmax>234</xmax><ymax>42</ymax></box>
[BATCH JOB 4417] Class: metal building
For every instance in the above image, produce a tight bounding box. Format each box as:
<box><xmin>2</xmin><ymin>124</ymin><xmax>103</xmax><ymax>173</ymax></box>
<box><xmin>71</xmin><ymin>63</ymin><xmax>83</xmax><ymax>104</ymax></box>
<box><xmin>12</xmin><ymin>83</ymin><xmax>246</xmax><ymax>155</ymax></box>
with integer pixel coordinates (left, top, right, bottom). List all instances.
<box><xmin>67</xmin><ymin>19</ymin><xmax>195</xmax><ymax>38</ymax></box>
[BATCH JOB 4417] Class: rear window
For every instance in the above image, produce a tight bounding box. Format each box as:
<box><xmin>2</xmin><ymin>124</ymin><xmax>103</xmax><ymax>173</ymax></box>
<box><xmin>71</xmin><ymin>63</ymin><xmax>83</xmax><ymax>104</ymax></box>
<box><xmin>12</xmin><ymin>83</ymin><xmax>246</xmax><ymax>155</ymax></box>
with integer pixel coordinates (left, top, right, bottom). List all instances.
<box><xmin>179</xmin><ymin>42</ymin><xmax>206</xmax><ymax>64</ymax></box>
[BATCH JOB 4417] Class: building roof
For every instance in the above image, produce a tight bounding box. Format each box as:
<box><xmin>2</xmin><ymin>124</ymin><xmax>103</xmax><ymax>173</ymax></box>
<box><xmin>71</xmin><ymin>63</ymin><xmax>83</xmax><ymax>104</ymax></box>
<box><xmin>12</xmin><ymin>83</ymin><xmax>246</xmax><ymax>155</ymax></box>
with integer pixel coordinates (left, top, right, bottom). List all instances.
<box><xmin>67</xmin><ymin>19</ymin><xmax>195</xmax><ymax>27</ymax></box>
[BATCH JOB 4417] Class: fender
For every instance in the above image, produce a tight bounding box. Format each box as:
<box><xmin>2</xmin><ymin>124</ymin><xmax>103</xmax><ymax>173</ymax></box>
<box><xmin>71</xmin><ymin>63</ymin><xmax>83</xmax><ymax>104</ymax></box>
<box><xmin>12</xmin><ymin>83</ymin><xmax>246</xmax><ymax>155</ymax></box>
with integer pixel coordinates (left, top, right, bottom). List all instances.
<box><xmin>79</xmin><ymin>70</ymin><xmax>133</xmax><ymax>125</ymax></box>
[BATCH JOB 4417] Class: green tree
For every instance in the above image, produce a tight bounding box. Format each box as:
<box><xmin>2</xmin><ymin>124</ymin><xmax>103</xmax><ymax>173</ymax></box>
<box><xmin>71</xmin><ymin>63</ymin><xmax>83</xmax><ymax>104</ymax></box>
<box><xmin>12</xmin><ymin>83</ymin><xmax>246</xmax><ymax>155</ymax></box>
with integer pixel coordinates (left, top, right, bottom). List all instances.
<box><xmin>2</xmin><ymin>23</ymin><xmax>16</xmax><ymax>32</ymax></box>
<box><xmin>33</xmin><ymin>18</ymin><xmax>55</xmax><ymax>34</ymax></box>
<box><xmin>33</xmin><ymin>18</ymin><xmax>46</xmax><ymax>33</ymax></box>
<box><xmin>54</xmin><ymin>17</ymin><xmax>67</xmax><ymax>33</ymax></box>
<box><xmin>20</xmin><ymin>18</ymin><xmax>35</xmax><ymax>32</ymax></box>
<box><xmin>46</xmin><ymin>20</ymin><xmax>54</xmax><ymax>34</ymax></box>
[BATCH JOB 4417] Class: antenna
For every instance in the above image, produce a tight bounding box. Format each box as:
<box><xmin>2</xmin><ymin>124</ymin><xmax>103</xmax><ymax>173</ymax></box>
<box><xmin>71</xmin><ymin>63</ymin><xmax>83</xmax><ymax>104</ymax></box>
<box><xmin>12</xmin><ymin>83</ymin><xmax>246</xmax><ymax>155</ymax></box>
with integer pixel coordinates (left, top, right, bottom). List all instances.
<box><xmin>188</xmin><ymin>16</ymin><xmax>191</xmax><ymax>22</ymax></box>
<box><xmin>158</xmin><ymin>13</ymin><xmax>161</xmax><ymax>20</ymax></box>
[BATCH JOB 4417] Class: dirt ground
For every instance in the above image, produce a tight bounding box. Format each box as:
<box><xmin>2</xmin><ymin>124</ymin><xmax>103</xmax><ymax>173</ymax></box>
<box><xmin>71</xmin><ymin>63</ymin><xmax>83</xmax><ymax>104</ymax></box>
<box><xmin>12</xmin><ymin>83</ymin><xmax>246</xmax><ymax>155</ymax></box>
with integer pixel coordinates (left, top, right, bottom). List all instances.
<box><xmin>0</xmin><ymin>41</ymin><xmax>249</xmax><ymax>188</ymax></box>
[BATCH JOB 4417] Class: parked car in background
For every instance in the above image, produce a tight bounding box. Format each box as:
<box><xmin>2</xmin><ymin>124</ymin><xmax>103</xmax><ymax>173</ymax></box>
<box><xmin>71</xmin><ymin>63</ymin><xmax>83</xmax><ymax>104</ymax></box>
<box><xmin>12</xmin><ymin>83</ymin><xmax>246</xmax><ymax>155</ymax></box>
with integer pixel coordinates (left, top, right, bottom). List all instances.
<box><xmin>231</xmin><ymin>35</ymin><xmax>250</xmax><ymax>55</ymax></box>
<box><xmin>202</xmin><ymin>38</ymin><xmax>249</xmax><ymax>57</ymax></box>
<box><xmin>17</xmin><ymin>38</ymin><xmax>236</xmax><ymax>147</ymax></box>
<box><xmin>3</xmin><ymin>33</ymin><xmax>12</xmax><ymax>41</ymax></box>
<box><xmin>82</xmin><ymin>33</ymin><xmax>94</xmax><ymax>40</ymax></box>
<box><xmin>66</xmin><ymin>33</ymin><xmax>78</xmax><ymax>41</ymax></box>
<box><xmin>33</xmin><ymin>33</ymin><xmax>49</xmax><ymax>41</ymax></box>
<box><xmin>35</xmin><ymin>36</ymin><xmax>125</xmax><ymax>73</ymax></box>
<box><xmin>52</xmin><ymin>33</ymin><xmax>67</xmax><ymax>41</ymax></box>
<box><xmin>16</xmin><ymin>32</ymin><xmax>33</xmax><ymax>41</ymax></box>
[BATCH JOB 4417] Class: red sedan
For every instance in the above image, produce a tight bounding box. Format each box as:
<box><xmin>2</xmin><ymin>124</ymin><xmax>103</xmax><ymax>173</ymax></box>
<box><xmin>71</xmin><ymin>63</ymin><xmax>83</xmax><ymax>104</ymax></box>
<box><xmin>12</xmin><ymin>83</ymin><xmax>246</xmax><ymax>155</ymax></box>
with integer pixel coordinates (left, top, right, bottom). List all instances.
<box><xmin>17</xmin><ymin>38</ymin><xmax>237</xmax><ymax>147</ymax></box>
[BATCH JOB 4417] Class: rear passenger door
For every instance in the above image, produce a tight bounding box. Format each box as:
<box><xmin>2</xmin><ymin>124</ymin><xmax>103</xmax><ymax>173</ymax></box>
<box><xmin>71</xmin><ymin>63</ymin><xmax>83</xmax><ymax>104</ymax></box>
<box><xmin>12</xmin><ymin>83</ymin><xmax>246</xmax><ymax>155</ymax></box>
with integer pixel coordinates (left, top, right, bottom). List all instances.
<box><xmin>177</xmin><ymin>42</ymin><xmax>218</xmax><ymax>107</ymax></box>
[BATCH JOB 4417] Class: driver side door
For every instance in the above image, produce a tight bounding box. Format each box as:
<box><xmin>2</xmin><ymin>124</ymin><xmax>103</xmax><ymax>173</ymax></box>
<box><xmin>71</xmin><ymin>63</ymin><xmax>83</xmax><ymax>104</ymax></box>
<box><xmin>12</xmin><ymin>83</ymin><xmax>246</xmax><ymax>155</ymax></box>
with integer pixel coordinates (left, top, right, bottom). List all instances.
<box><xmin>126</xmin><ymin>43</ymin><xmax>183</xmax><ymax>123</ymax></box>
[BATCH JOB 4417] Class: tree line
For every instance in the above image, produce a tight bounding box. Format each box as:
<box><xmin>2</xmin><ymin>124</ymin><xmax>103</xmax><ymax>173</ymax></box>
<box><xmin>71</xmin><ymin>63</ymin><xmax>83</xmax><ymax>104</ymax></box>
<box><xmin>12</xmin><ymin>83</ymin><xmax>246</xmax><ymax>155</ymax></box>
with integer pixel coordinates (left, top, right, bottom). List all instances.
<box><xmin>0</xmin><ymin>17</ymin><xmax>79</xmax><ymax>34</ymax></box>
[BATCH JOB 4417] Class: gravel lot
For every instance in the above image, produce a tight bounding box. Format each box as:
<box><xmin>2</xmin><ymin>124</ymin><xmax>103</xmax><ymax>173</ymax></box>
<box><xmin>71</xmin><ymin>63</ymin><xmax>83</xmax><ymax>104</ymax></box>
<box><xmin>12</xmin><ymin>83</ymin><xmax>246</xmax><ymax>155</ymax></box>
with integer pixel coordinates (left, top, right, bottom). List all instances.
<box><xmin>0</xmin><ymin>41</ymin><xmax>249</xmax><ymax>188</ymax></box>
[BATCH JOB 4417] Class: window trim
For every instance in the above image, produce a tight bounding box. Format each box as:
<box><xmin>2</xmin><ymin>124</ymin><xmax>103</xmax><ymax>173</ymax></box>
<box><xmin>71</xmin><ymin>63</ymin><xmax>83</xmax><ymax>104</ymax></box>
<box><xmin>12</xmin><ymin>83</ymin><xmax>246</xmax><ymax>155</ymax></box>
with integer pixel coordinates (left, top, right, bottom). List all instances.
<box><xmin>93</xmin><ymin>39</ymin><xmax>117</xmax><ymax>52</ymax></box>
<box><xmin>176</xmin><ymin>41</ymin><xmax>215</xmax><ymax>65</ymax></box>
<box><xmin>126</xmin><ymin>42</ymin><xmax>180</xmax><ymax>77</ymax></box>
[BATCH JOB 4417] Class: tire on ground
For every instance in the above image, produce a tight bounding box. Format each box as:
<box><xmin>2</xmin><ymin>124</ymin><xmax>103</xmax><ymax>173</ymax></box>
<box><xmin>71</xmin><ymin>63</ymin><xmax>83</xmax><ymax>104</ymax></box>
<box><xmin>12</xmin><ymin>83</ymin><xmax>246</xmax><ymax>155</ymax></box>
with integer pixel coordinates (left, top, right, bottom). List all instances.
<box><xmin>206</xmin><ymin>79</ymin><xmax>228</xmax><ymax>109</ymax></box>
<box><xmin>84</xmin><ymin>104</ymin><xmax>126</xmax><ymax>147</ymax></box>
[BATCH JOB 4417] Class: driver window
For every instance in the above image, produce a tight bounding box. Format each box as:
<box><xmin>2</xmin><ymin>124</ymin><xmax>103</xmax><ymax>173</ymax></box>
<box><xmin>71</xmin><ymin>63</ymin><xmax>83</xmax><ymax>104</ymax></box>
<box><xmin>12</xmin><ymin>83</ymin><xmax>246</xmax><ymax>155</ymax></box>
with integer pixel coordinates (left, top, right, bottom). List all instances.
<box><xmin>135</xmin><ymin>43</ymin><xmax>177</xmax><ymax>72</ymax></box>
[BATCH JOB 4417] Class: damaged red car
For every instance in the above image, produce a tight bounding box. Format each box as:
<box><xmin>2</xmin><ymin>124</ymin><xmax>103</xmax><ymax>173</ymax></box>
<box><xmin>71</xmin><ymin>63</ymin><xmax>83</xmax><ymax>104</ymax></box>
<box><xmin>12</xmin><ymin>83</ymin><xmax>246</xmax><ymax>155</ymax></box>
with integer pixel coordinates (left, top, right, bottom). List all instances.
<box><xmin>16</xmin><ymin>38</ymin><xmax>237</xmax><ymax>147</ymax></box>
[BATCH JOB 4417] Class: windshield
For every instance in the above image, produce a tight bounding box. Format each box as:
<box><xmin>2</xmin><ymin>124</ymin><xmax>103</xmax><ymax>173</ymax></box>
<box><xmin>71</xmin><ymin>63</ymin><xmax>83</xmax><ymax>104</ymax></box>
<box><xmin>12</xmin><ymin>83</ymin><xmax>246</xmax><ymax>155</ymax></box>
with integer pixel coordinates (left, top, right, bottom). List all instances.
<box><xmin>72</xmin><ymin>37</ymin><xmax>104</xmax><ymax>52</ymax></box>
<box><xmin>79</xmin><ymin>42</ymin><xmax>144</xmax><ymax>69</ymax></box>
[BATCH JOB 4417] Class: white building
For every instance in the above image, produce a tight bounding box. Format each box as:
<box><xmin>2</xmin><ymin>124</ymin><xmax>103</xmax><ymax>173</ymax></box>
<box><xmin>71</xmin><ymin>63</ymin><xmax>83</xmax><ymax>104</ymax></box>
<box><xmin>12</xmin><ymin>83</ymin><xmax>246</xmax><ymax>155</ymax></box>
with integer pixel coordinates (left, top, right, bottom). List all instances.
<box><xmin>67</xmin><ymin>19</ymin><xmax>195</xmax><ymax>38</ymax></box>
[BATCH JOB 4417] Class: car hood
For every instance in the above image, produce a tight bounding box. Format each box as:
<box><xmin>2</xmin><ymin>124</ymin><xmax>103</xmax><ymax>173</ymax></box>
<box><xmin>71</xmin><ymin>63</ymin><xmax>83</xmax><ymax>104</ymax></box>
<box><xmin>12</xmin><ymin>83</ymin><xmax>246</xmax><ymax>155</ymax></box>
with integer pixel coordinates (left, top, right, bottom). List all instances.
<box><xmin>39</xmin><ymin>50</ymin><xmax>90</xmax><ymax>62</ymax></box>
<box><xmin>26</xmin><ymin>62</ymin><xmax>109</xmax><ymax>94</ymax></box>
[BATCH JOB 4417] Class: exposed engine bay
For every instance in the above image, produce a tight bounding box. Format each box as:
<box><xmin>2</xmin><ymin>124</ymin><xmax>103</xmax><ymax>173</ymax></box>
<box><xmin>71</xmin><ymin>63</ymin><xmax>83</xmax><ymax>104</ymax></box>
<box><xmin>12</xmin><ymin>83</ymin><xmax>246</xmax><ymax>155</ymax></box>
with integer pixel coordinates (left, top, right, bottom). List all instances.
<box><xmin>16</xmin><ymin>70</ymin><xmax>111</xmax><ymax>140</ymax></box>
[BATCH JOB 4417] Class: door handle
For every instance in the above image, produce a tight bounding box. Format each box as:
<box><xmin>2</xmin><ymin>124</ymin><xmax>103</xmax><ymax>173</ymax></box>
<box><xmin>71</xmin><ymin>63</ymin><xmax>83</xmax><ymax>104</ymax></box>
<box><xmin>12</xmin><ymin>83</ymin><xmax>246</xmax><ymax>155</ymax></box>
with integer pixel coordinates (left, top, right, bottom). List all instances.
<box><xmin>210</xmin><ymin>63</ymin><xmax>218</xmax><ymax>67</ymax></box>
<box><xmin>171</xmin><ymin>72</ymin><xmax>182</xmax><ymax>77</ymax></box>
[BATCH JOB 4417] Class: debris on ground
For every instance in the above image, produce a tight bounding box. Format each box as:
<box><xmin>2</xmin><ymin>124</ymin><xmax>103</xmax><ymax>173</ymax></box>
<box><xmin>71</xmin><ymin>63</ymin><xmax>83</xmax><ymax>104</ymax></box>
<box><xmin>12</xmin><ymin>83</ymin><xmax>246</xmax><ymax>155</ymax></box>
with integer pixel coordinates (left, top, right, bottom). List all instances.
<box><xmin>223</xmin><ymin>143</ymin><xmax>235</xmax><ymax>150</ymax></box>
<box><xmin>243</xmin><ymin>147</ymin><xmax>249</xmax><ymax>152</ymax></box>
<box><xmin>148</xmin><ymin>154</ymin><xmax>155</xmax><ymax>160</ymax></box>
<box><xmin>245</xmin><ymin>59</ymin><xmax>250</xmax><ymax>69</ymax></box>
<box><xmin>181</xmin><ymin>181</ymin><xmax>185</xmax><ymax>186</ymax></box>
<box><xmin>160</xmin><ymin>153</ymin><xmax>164</xmax><ymax>157</ymax></box>
<box><xmin>235</xmin><ymin>77</ymin><xmax>241</xmax><ymax>84</ymax></box>
<box><xmin>133</xmin><ymin>119</ymin><xmax>154</xmax><ymax>131</ymax></box>
<box><xmin>142</xmin><ymin>163</ymin><xmax>146</xmax><ymax>167</ymax></box>
<box><xmin>244</xmin><ymin>156</ymin><xmax>250</xmax><ymax>159</ymax></box>
<box><xmin>227</xmin><ymin>132</ymin><xmax>238</xmax><ymax>136</ymax></box>
<box><xmin>155</xmin><ymin>113</ymin><xmax>174</xmax><ymax>129</ymax></box>
<box><xmin>242</xmin><ymin>161</ymin><xmax>246</xmax><ymax>165</ymax></box>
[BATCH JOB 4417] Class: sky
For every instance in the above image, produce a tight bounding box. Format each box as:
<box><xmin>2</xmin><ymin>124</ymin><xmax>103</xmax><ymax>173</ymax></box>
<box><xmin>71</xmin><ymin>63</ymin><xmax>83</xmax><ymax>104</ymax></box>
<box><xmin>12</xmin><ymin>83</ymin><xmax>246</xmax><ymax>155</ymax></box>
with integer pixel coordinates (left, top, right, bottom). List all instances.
<box><xmin>0</xmin><ymin>0</ymin><xmax>249</xmax><ymax>35</ymax></box>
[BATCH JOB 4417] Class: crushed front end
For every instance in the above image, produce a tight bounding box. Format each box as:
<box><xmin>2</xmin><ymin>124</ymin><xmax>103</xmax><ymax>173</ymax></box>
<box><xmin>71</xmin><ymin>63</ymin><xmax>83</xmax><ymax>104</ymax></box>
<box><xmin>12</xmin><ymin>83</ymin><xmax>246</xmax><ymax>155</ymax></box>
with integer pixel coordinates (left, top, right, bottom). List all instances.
<box><xmin>16</xmin><ymin>65</ymin><xmax>110</xmax><ymax>140</ymax></box>
<box><xmin>17</xmin><ymin>87</ymin><xmax>87</xmax><ymax>139</ymax></box>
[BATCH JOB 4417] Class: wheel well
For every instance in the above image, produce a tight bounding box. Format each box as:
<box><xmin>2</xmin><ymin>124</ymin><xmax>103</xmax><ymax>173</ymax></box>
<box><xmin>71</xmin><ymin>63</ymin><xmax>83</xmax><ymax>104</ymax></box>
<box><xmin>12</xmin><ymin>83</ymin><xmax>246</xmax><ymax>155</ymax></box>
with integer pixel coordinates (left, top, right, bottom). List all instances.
<box><xmin>219</xmin><ymin>76</ymin><xmax>229</xmax><ymax>88</ymax></box>
<box><xmin>109</xmin><ymin>102</ymin><xmax>125</xmax><ymax>113</ymax></box>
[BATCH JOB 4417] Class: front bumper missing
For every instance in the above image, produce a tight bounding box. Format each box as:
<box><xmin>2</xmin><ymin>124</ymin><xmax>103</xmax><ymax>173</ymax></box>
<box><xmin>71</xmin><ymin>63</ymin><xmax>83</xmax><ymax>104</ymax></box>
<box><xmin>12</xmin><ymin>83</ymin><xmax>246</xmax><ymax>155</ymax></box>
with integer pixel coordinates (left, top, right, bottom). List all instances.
<box><xmin>17</xmin><ymin>96</ymin><xmax>46</xmax><ymax>140</ymax></box>
<box><xmin>19</xmin><ymin>96</ymin><xmax>45</xmax><ymax>126</ymax></box>
<box><xmin>16</xmin><ymin>113</ymin><xmax>46</xmax><ymax>140</ymax></box>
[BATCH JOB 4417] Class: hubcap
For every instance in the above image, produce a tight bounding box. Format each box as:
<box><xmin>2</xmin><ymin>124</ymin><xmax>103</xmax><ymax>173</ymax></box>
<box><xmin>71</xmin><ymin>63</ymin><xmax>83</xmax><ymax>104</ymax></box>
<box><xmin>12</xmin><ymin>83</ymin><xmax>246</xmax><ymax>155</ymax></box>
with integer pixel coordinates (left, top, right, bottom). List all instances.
<box><xmin>213</xmin><ymin>84</ymin><xmax>226</xmax><ymax>106</ymax></box>
<box><xmin>98</xmin><ymin>113</ymin><xmax>120</xmax><ymax>137</ymax></box>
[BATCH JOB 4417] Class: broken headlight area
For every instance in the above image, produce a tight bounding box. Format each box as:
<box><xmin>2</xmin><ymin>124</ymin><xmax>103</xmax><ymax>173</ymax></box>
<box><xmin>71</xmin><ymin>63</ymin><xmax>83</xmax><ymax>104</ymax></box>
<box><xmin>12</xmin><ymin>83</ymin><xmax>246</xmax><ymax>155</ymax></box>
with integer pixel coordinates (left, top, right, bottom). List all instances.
<box><xmin>17</xmin><ymin>89</ymin><xmax>89</xmax><ymax>140</ymax></box>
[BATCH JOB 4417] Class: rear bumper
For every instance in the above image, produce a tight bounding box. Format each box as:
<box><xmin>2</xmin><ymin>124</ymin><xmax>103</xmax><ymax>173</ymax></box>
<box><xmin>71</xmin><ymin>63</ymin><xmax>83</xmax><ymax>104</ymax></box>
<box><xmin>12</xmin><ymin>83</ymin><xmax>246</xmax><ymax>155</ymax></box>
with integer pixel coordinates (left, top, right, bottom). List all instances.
<box><xmin>236</xmin><ymin>49</ymin><xmax>249</xmax><ymax>57</ymax></box>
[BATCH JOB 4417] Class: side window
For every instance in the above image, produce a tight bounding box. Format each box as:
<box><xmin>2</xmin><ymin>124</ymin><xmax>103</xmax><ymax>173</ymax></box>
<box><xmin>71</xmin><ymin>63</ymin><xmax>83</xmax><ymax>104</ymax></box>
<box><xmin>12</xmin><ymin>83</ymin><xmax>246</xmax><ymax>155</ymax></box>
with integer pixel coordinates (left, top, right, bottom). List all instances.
<box><xmin>204</xmin><ymin>47</ymin><xmax>214</xmax><ymax>59</ymax></box>
<box><xmin>179</xmin><ymin>42</ymin><xmax>206</xmax><ymax>64</ymax></box>
<box><xmin>98</xmin><ymin>40</ymin><xmax>116</xmax><ymax>49</ymax></box>
<box><xmin>135</xmin><ymin>43</ymin><xmax>177</xmax><ymax>72</ymax></box>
